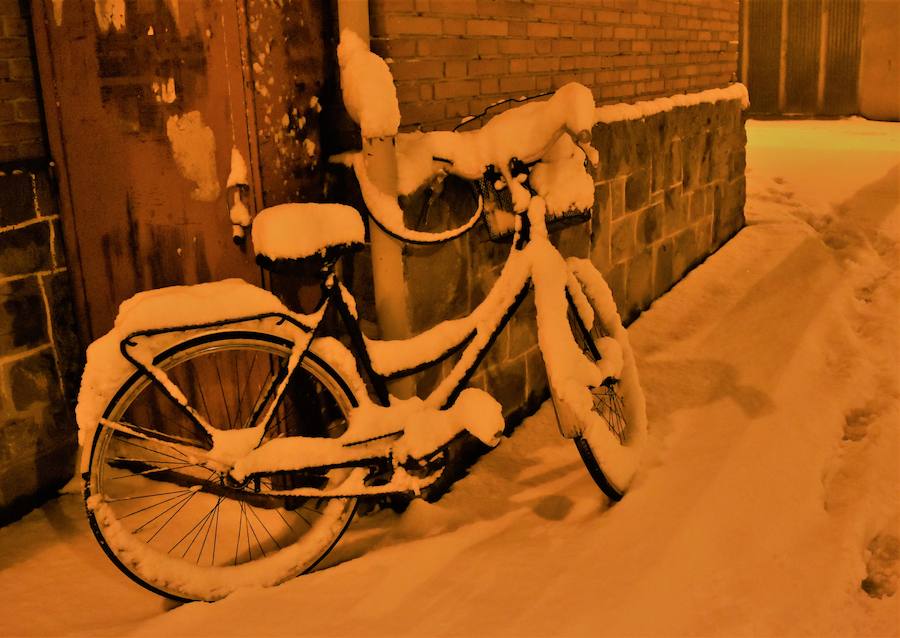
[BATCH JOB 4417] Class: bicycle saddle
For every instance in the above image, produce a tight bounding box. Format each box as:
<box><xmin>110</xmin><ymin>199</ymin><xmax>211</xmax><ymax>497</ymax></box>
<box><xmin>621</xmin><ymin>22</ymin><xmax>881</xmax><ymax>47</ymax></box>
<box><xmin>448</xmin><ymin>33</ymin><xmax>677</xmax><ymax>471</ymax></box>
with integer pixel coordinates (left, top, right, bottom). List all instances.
<box><xmin>252</xmin><ymin>203</ymin><xmax>365</xmax><ymax>270</ymax></box>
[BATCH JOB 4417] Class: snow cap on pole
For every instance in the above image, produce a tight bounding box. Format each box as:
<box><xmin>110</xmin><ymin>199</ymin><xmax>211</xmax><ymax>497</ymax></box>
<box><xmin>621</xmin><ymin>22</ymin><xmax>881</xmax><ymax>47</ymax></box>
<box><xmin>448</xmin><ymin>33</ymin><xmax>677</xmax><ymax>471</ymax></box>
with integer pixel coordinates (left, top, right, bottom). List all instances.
<box><xmin>338</xmin><ymin>29</ymin><xmax>401</xmax><ymax>139</ymax></box>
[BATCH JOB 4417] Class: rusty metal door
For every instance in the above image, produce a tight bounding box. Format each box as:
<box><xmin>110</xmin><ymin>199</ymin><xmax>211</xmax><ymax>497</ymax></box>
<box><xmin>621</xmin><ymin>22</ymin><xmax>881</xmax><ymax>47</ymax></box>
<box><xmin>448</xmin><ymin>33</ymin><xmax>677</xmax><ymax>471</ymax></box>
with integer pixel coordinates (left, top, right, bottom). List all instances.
<box><xmin>29</xmin><ymin>0</ymin><xmax>320</xmax><ymax>343</ymax></box>
<box><xmin>741</xmin><ymin>0</ymin><xmax>861</xmax><ymax>116</ymax></box>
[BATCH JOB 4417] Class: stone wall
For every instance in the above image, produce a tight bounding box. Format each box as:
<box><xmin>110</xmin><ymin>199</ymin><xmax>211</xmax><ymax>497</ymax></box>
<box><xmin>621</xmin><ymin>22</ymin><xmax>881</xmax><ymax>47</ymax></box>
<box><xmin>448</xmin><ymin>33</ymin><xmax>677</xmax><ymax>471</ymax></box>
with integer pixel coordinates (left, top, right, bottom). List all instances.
<box><xmin>392</xmin><ymin>90</ymin><xmax>746</xmax><ymax>422</ymax></box>
<box><xmin>0</xmin><ymin>161</ymin><xmax>80</xmax><ymax>521</ymax></box>
<box><xmin>370</xmin><ymin>0</ymin><xmax>740</xmax><ymax>131</ymax></box>
<box><xmin>0</xmin><ymin>0</ymin><xmax>44</xmax><ymax>161</ymax></box>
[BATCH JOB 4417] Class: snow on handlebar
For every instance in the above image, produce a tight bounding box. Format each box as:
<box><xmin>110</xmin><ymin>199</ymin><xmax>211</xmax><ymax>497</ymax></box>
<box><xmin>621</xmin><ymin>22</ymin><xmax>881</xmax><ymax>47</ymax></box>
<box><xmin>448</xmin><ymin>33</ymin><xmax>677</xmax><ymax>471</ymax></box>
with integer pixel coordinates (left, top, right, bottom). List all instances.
<box><xmin>336</xmin><ymin>28</ymin><xmax>599</xmax><ymax>244</ymax></box>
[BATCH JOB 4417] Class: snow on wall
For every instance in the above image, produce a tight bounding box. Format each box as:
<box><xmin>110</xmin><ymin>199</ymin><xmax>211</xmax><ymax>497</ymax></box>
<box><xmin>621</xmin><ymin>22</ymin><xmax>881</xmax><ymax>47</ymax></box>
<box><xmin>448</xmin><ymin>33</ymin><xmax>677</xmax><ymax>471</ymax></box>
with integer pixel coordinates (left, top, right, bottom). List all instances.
<box><xmin>93</xmin><ymin>0</ymin><xmax>125</xmax><ymax>33</ymax></box>
<box><xmin>594</xmin><ymin>83</ymin><xmax>749</xmax><ymax>124</ymax></box>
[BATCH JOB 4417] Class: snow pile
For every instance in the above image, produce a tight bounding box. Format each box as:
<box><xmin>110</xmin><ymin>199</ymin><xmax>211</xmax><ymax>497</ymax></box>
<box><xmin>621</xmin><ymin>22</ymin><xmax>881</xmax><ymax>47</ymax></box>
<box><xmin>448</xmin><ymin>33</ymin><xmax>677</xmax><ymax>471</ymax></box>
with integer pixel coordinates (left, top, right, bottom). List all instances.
<box><xmin>226</xmin><ymin>147</ymin><xmax>251</xmax><ymax>240</ymax></box>
<box><xmin>529</xmin><ymin>135</ymin><xmax>595</xmax><ymax>216</ymax></box>
<box><xmin>338</xmin><ymin>29</ymin><xmax>400</xmax><ymax>138</ymax></box>
<box><xmin>251</xmin><ymin>203</ymin><xmax>365</xmax><ymax>260</ymax></box>
<box><xmin>594</xmin><ymin>82</ymin><xmax>749</xmax><ymax>124</ymax></box>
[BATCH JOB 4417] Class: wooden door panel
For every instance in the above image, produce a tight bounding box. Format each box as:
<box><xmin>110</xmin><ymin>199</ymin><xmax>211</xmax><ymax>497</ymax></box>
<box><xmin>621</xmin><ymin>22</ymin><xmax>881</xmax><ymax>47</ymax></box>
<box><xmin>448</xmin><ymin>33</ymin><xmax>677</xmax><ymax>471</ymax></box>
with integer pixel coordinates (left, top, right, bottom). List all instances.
<box><xmin>32</xmin><ymin>0</ymin><xmax>260</xmax><ymax>341</ymax></box>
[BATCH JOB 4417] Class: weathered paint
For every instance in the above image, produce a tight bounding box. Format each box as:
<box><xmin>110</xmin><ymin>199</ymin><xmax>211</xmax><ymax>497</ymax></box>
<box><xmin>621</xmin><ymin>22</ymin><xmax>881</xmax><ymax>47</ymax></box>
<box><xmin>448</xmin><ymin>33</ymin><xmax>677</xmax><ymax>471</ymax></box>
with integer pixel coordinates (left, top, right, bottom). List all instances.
<box><xmin>244</xmin><ymin>0</ymin><xmax>328</xmax><ymax>206</ymax></box>
<box><xmin>31</xmin><ymin>0</ymin><xmax>263</xmax><ymax>340</ymax></box>
<box><xmin>166</xmin><ymin>111</ymin><xmax>221</xmax><ymax>201</ymax></box>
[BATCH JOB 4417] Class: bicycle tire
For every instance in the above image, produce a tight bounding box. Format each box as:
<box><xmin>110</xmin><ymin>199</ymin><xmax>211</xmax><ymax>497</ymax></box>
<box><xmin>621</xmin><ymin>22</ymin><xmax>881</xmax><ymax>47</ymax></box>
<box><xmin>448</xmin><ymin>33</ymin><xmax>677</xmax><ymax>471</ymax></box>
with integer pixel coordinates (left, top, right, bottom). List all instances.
<box><xmin>84</xmin><ymin>331</ymin><xmax>361</xmax><ymax>602</ymax></box>
<box><xmin>566</xmin><ymin>261</ymin><xmax>647</xmax><ymax>501</ymax></box>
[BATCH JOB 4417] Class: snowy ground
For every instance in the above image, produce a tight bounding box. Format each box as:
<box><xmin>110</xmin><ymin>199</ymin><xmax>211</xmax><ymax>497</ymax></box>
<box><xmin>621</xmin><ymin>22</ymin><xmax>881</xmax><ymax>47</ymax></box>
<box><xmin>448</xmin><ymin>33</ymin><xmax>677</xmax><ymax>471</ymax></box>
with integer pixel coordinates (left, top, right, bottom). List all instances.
<box><xmin>2</xmin><ymin>118</ymin><xmax>898</xmax><ymax>637</ymax></box>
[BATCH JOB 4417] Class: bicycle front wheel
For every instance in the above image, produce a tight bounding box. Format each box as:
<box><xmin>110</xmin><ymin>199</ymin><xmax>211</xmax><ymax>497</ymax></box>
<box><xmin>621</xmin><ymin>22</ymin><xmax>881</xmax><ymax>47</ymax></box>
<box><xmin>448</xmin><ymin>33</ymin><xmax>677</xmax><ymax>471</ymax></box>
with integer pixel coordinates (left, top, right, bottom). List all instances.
<box><xmin>566</xmin><ymin>260</ymin><xmax>647</xmax><ymax>501</ymax></box>
<box><xmin>84</xmin><ymin>332</ymin><xmax>360</xmax><ymax>602</ymax></box>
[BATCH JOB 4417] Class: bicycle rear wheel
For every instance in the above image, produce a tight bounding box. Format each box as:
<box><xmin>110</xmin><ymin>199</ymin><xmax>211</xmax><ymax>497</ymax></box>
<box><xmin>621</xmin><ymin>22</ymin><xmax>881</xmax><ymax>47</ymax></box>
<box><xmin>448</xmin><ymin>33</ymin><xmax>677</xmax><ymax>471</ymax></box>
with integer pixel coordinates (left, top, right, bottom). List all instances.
<box><xmin>566</xmin><ymin>262</ymin><xmax>647</xmax><ymax>501</ymax></box>
<box><xmin>84</xmin><ymin>332</ymin><xmax>360</xmax><ymax>602</ymax></box>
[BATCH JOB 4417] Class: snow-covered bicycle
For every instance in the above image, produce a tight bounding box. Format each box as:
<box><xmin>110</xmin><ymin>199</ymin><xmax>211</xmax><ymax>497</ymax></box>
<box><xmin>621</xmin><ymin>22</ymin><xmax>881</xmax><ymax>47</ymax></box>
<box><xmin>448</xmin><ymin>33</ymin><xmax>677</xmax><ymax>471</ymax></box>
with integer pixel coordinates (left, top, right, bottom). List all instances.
<box><xmin>75</xmin><ymin>34</ymin><xmax>646</xmax><ymax>602</ymax></box>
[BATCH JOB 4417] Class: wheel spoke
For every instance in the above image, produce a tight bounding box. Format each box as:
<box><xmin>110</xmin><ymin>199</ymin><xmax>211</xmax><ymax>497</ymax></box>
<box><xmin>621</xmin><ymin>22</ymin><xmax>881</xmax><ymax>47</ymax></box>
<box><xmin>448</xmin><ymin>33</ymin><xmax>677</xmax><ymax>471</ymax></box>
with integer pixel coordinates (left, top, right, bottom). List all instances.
<box><xmin>120</xmin><ymin>489</ymin><xmax>196</xmax><ymax>520</ymax></box>
<box><xmin>195</xmin><ymin>496</ymin><xmax>224</xmax><ymax>564</ymax></box>
<box><xmin>88</xmin><ymin>335</ymin><xmax>358</xmax><ymax>601</ymax></box>
<box><xmin>214</xmin><ymin>358</ymin><xmax>234</xmax><ymax>429</ymax></box>
<box><xmin>247</xmin><ymin>504</ymin><xmax>282</xmax><ymax>550</ymax></box>
<box><xmin>109</xmin><ymin>462</ymin><xmax>198</xmax><ymax>480</ymax></box>
<box><xmin>116</xmin><ymin>436</ymin><xmax>188</xmax><ymax>462</ymax></box>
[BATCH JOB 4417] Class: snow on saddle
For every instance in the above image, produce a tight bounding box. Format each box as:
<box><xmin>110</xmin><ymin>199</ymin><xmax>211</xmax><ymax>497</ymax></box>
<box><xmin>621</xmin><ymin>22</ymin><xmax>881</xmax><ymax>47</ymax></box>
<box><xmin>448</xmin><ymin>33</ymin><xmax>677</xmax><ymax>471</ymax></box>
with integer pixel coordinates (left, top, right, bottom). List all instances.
<box><xmin>252</xmin><ymin>203</ymin><xmax>366</xmax><ymax>270</ymax></box>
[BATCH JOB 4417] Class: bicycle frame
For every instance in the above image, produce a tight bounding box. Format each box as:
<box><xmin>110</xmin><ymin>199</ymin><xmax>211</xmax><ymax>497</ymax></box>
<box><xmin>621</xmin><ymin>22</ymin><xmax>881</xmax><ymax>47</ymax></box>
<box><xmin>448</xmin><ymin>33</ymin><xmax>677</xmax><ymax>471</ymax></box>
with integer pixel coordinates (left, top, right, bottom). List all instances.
<box><xmin>100</xmin><ymin>197</ymin><xmax>597</xmax><ymax>492</ymax></box>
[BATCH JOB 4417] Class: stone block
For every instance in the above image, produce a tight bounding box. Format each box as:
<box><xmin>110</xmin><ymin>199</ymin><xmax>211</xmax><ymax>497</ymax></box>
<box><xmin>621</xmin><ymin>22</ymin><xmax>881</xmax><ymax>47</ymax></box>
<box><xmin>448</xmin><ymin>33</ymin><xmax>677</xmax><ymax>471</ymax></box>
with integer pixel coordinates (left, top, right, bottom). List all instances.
<box><xmin>700</xmin><ymin>132</ymin><xmax>713</xmax><ymax>184</ymax></box>
<box><xmin>668</xmin><ymin>139</ymin><xmax>683</xmax><ymax>186</ymax></box>
<box><xmin>470</xmin><ymin>260</ymin><xmax>501</xmax><ymax>315</ymax></box>
<box><xmin>550</xmin><ymin>220</ymin><xmax>590</xmax><ymax>259</ymax></box>
<box><xmin>625</xmin><ymin>168</ymin><xmax>650</xmax><ymax>211</ymax></box>
<box><xmin>8</xmin><ymin>348</ymin><xmax>63</xmax><ymax>412</ymax></box>
<box><xmin>506</xmin><ymin>292</ymin><xmax>536</xmax><ymax>359</ymax></box>
<box><xmin>52</xmin><ymin>219</ymin><xmax>66</xmax><ymax>268</ymax></box>
<box><xmin>671</xmin><ymin>226</ymin><xmax>699</xmax><ymax>281</ymax></box>
<box><xmin>653</xmin><ymin>239</ymin><xmax>674</xmax><ymax>299</ymax></box>
<box><xmin>590</xmin><ymin>184</ymin><xmax>613</xmax><ymax>272</ymax></box>
<box><xmin>663</xmin><ymin>185</ymin><xmax>687</xmax><ymax>237</ymax></box>
<box><xmin>482</xmin><ymin>355</ymin><xmax>526</xmax><ymax>418</ymax></box>
<box><xmin>33</xmin><ymin>168</ymin><xmax>56</xmax><ymax>218</ymax></box>
<box><xmin>0</xmin><ymin>418</ymin><xmax>75</xmax><ymax>512</ymax></box>
<box><xmin>525</xmin><ymin>347</ymin><xmax>548</xmax><ymax>408</ymax></box>
<box><xmin>405</xmin><ymin>239</ymin><xmax>469</xmax><ymax>332</ymax></box>
<box><xmin>710</xmin><ymin>132</ymin><xmax>730</xmax><ymax>182</ymax></box>
<box><xmin>602</xmin><ymin>261</ymin><xmax>627</xmax><ymax>319</ymax></box>
<box><xmin>610</xmin><ymin>176</ymin><xmax>626</xmax><ymax>220</ymax></box>
<box><xmin>636</xmin><ymin>202</ymin><xmax>664</xmax><ymax>246</ymax></box>
<box><xmin>610</xmin><ymin>213</ymin><xmax>636</xmax><ymax>263</ymax></box>
<box><xmin>592</xmin><ymin>122</ymin><xmax>620</xmax><ymax>180</ymax></box>
<box><xmin>0</xmin><ymin>275</ymin><xmax>47</xmax><ymax>355</ymax></box>
<box><xmin>483</xmin><ymin>320</ymin><xmax>510</xmax><ymax>370</ymax></box>
<box><xmin>625</xmin><ymin>247</ymin><xmax>653</xmax><ymax>322</ymax></box>
<box><xmin>45</xmin><ymin>271</ymin><xmax>83</xmax><ymax>408</ymax></box>
<box><xmin>0</xmin><ymin>220</ymin><xmax>51</xmax><ymax>278</ymax></box>
<box><xmin>632</xmin><ymin>120</ymin><xmax>651</xmax><ymax>168</ymax></box>
<box><xmin>730</xmin><ymin>148</ymin><xmax>746</xmax><ymax>180</ymax></box>
<box><xmin>689</xmin><ymin>187</ymin><xmax>707</xmax><ymax>221</ymax></box>
<box><xmin>713</xmin><ymin>176</ymin><xmax>746</xmax><ymax>249</ymax></box>
<box><xmin>593</xmin><ymin>181</ymin><xmax>610</xmax><ymax>223</ymax></box>
<box><xmin>0</xmin><ymin>171</ymin><xmax>34</xmax><ymax>226</ymax></box>
<box><xmin>681</xmin><ymin>134</ymin><xmax>703</xmax><ymax>191</ymax></box>
<box><xmin>695</xmin><ymin>218</ymin><xmax>713</xmax><ymax>254</ymax></box>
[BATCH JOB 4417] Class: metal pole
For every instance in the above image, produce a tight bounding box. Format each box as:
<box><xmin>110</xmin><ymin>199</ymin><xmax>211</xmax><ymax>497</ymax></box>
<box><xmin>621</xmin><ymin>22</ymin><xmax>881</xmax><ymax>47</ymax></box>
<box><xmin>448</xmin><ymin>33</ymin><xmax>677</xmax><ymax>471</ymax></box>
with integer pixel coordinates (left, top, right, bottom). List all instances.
<box><xmin>336</xmin><ymin>1</ymin><xmax>415</xmax><ymax>399</ymax></box>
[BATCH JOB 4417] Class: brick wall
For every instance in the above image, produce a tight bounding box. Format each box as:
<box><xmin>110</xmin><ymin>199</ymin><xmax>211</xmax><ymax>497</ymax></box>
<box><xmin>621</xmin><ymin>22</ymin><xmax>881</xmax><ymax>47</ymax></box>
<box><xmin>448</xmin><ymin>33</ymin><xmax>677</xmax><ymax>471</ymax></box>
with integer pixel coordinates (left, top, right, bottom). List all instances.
<box><xmin>0</xmin><ymin>0</ymin><xmax>44</xmax><ymax>161</ymax></box>
<box><xmin>370</xmin><ymin>0</ymin><xmax>740</xmax><ymax>131</ymax></box>
<box><xmin>0</xmin><ymin>162</ymin><xmax>80</xmax><ymax>520</ymax></box>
